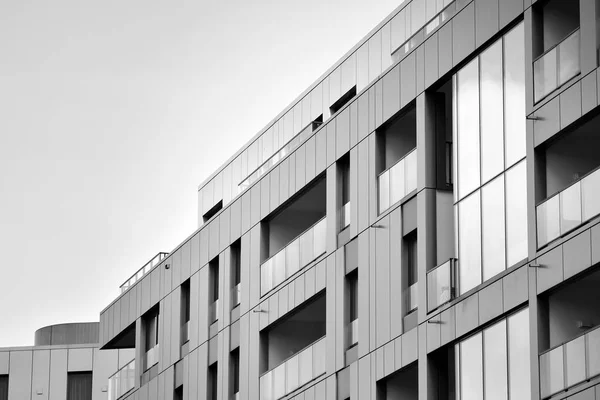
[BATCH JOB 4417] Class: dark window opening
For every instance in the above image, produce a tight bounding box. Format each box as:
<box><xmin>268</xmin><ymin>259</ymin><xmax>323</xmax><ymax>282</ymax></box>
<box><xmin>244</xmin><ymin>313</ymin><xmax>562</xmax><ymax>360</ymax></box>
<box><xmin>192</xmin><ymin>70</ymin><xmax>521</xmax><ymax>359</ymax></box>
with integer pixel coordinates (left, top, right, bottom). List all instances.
<box><xmin>406</xmin><ymin>231</ymin><xmax>418</xmax><ymax>287</ymax></box>
<box><xmin>181</xmin><ymin>279</ymin><xmax>191</xmax><ymax>345</ymax></box>
<box><xmin>376</xmin><ymin>106</ymin><xmax>417</xmax><ymax>175</ymax></box>
<box><xmin>231</xmin><ymin>240</ymin><xmax>241</xmax><ymax>286</ymax></box>
<box><xmin>210</xmin><ymin>257</ymin><xmax>219</xmax><ymax>303</ymax></box>
<box><xmin>67</xmin><ymin>372</ymin><xmax>92</xmax><ymax>400</ymax></box>
<box><xmin>143</xmin><ymin>307</ymin><xmax>159</xmax><ymax>370</ymax></box>
<box><xmin>208</xmin><ymin>363</ymin><xmax>218</xmax><ymax>400</ymax></box>
<box><xmin>203</xmin><ymin>200</ymin><xmax>223</xmax><ymax>223</ymax></box>
<box><xmin>347</xmin><ymin>271</ymin><xmax>358</xmax><ymax>323</ymax></box>
<box><xmin>330</xmin><ymin>86</ymin><xmax>357</xmax><ymax>115</ymax></box>
<box><xmin>174</xmin><ymin>387</ymin><xmax>184</xmax><ymax>400</ymax></box>
<box><xmin>0</xmin><ymin>375</ymin><xmax>8</xmax><ymax>400</ymax></box>
<box><xmin>231</xmin><ymin>349</ymin><xmax>240</xmax><ymax>395</ymax></box>
<box><xmin>312</xmin><ymin>115</ymin><xmax>324</xmax><ymax>131</ymax></box>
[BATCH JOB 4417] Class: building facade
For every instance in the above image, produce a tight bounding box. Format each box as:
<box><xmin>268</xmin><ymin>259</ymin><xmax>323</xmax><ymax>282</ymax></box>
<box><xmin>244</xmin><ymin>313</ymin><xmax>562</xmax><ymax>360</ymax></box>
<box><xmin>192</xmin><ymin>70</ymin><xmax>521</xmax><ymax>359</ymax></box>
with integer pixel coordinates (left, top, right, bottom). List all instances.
<box><xmin>5</xmin><ymin>0</ymin><xmax>600</xmax><ymax>398</ymax></box>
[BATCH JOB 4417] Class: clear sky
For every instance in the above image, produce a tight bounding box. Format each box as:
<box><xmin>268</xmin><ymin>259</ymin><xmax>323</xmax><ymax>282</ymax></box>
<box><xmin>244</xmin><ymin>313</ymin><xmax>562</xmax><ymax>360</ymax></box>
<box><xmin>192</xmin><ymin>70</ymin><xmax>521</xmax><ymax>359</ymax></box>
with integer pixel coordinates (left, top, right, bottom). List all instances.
<box><xmin>0</xmin><ymin>0</ymin><xmax>400</xmax><ymax>347</ymax></box>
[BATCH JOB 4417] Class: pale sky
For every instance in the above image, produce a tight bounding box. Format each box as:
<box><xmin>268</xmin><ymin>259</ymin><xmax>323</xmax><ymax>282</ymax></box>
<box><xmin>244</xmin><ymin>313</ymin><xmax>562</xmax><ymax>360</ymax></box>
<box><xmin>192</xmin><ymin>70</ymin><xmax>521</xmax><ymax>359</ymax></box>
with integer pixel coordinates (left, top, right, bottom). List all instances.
<box><xmin>0</xmin><ymin>0</ymin><xmax>400</xmax><ymax>347</ymax></box>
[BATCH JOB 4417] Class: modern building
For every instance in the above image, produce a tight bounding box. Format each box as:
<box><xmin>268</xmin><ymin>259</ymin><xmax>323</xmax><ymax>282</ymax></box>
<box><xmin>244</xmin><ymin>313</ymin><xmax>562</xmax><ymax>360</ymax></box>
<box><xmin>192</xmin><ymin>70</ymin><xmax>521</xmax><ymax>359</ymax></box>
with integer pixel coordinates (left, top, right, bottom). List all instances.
<box><xmin>3</xmin><ymin>0</ymin><xmax>600</xmax><ymax>398</ymax></box>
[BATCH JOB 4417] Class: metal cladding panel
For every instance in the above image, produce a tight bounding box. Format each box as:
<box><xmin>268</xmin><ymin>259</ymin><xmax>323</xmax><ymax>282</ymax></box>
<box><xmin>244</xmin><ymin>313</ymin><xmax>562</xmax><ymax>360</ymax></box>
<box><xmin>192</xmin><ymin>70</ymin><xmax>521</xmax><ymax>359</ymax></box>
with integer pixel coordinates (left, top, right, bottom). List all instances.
<box><xmin>31</xmin><ymin>350</ymin><xmax>50</xmax><ymax>400</ymax></box>
<box><xmin>452</xmin><ymin>3</ymin><xmax>476</xmax><ymax>67</ymax></box>
<box><xmin>358</xmin><ymin>354</ymin><xmax>372</xmax><ymax>400</ymax></box>
<box><xmin>390</xmin><ymin>207</ymin><xmax>403</xmax><ymax>338</ymax></box>
<box><xmin>230</xmin><ymin>200</ymin><xmax>242</xmax><ymax>244</ymax></box>
<box><xmin>171</xmin><ymin>287</ymin><xmax>181</xmax><ymax>365</ymax></box>
<box><xmin>375</xmin><ymin>80</ymin><xmax>383</xmax><ymax>129</ymax></box>
<box><xmin>582</xmin><ymin>72</ymin><xmax>598</xmax><ymax>115</ymax></box>
<box><xmin>240</xmin><ymin>233</ymin><xmax>251</xmax><ymax>315</ymax></box>
<box><xmin>358</xmin><ymin>230</ymin><xmax>370</xmax><ymax>358</ymax></box>
<box><xmin>326</xmin><ymin>165</ymin><xmax>337</xmax><ymax>253</ymax></box>
<box><xmin>148</xmin><ymin>377</ymin><xmax>158</xmax><ymax>400</ymax></box>
<box><xmin>400</xmin><ymin>52</ymin><xmax>416</xmax><ymax>108</ymax></box>
<box><xmin>250</xmin><ymin>184</ymin><xmax>261</xmax><ymax>229</ymax></box>
<box><xmin>592</xmin><ymin>224</ymin><xmax>600</xmax><ymax>266</ymax></box>
<box><xmin>369</xmin><ymin>228</ymin><xmax>376</xmax><ymax>352</ymax></box>
<box><xmin>248</xmin><ymin>312</ymin><xmax>260</xmax><ymax>400</ymax></box>
<box><xmin>536</xmin><ymin>245</ymin><xmax>564</xmax><ymax>294</ymax></box>
<box><xmin>499</xmin><ymin>0</ymin><xmax>523</xmax><ymax>28</ymax></box>
<box><xmin>92</xmin><ymin>348</ymin><xmax>119</xmax><ymax>400</ymax></box>
<box><xmin>241</xmin><ymin>192</ymin><xmax>251</xmax><ymax>235</ymax></box>
<box><xmin>455</xmin><ymin>293</ymin><xmax>480</xmax><ymax>338</ymax></box>
<box><xmin>9</xmin><ymin>351</ymin><xmax>33</xmax><ymax>399</ymax></box>
<box><xmin>0</xmin><ymin>352</ymin><xmax>8</xmax><ymax>375</ymax></box>
<box><xmin>249</xmin><ymin>226</ymin><xmax>261</xmax><ymax>310</ymax></box>
<box><xmin>181</xmin><ymin>241</ymin><xmax>192</xmax><ymax>283</ymax></box>
<box><xmin>151</xmin><ymin>268</ymin><xmax>160</xmax><ymax>309</ymax></box>
<box><xmin>187</xmin><ymin>348</ymin><xmax>199</xmax><ymax>400</ymax></box>
<box><xmin>239</xmin><ymin>314</ymin><xmax>249</xmax><ymax>400</ymax></box>
<box><xmin>209</xmin><ymin>216</ymin><xmax>221</xmax><ymax>261</ymax></box>
<box><xmin>563</xmin><ymin>230</ymin><xmax>592</xmax><ymax>280</ymax></box>
<box><xmin>172</xmin><ymin>249</ymin><xmax>182</xmax><ymax>290</ymax></box>
<box><xmin>306</xmin><ymin>136</ymin><xmax>316</xmax><ymax>184</ymax></box>
<box><xmin>560</xmin><ymin>82</ymin><xmax>583</xmax><ymax>130</ymax></box>
<box><xmin>335</xmin><ymin>250</ymin><xmax>345</xmax><ymax>371</ymax></box>
<box><xmin>189</xmin><ymin>271</ymin><xmax>199</xmax><ymax>349</ymax></box>
<box><xmin>416</xmin><ymin>45</ymin><xmax>425</xmax><ymax>95</ymax></box>
<box><xmin>288</xmin><ymin>153</ymin><xmax>297</xmax><ymax>198</ymax></box>
<box><xmin>349</xmin><ymin>361</ymin><xmax>358</xmax><ymax>400</ymax></box>
<box><xmin>357</xmin><ymin>140</ymin><xmax>369</xmax><ymax>233</ymax></box>
<box><xmin>478</xmin><ymin>279</ymin><xmax>503</xmax><ymax>325</ymax></box>
<box><xmin>120</xmin><ymin>291</ymin><xmax>130</xmax><ymax>331</ymax></box>
<box><xmin>49</xmin><ymin>350</ymin><xmax>67</xmax><ymax>400</ymax></box>
<box><xmin>260</xmin><ymin>176</ymin><xmax>270</xmax><ymax>220</ymax></box>
<box><xmin>326</xmin><ymin>254</ymin><xmax>336</xmax><ymax>374</ymax></box>
<box><xmin>382</xmin><ymin>65</ymin><xmax>401</xmax><ymax>124</ymax></box>
<box><xmin>502</xmin><ymin>265</ymin><xmax>528</xmax><ymax>312</ymax></box>
<box><xmin>221</xmin><ymin>251</ymin><xmax>231</xmax><ymax>328</ymax></box>
<box><xmin>350</xmin><ymin>102</ymin><xmax>358</xmax><ymax>149</ymax></box>
<box><xmin>326</xmin><ymin>120</ymin><xmax>336</xmax><ymax>167</ymax></box>
<box><xmin>336</xmin><ymin>107</ymin><xmax>350</xmax><ymax>159</ymax></box>
<box><xmin>476</xmin><ymin>0</ymin><xmax>499</xmax><ymax>47</ymax></box>
<box><xmin>440</xmin><ymin>306</ymin><xmax>456</xmax><ymax>346</ymax></box>
<box><xmin>129</xmin><ymin>285</ymin><xmax>138</xmax><ymax>327</ymax></box>
<box><xmin>164</xmin><ymin>365</ymin><xmax>174</xmax><ymax>400</ymax></box>
<box><xmin>113</xmin><ymin>298</ymin><xmax>121</xmax><ymax>339</ymax></box>
<box><xmin>438</xmin><ymin>21</ymin><xmax>453</xmax><ymax>77</ymax></box>
<box><xmin>424</xmin><ymin>34</ymin><xmax>439</xmax><ymax>89</ymax></box>
<box><xmin>67</xmin><ymin>348</ymin><xmax>93</xmax><ymax>372</ymax></box>
<box><xmin>279</xmin><ymin>159</ymin><xmax>290</xmax><ymax>205</ymax></box>
<box><xmin>296</xmin><ymin>144</ymin><xmax>307</xmax><ymax>192</ymax></box>
<box><xmin>199</xmin><ymin>266</ymin><xmax>210</xmax><ymax>345</ymax></box>
<box><xmin>375</xmin><ymin>214</ymin><xmax>391</xmax><ymax>348</ymax></box>
<box><xmin>270</xmin><ymin>166</ymin><xmax>281</xmax><ymax>211</ymax></box>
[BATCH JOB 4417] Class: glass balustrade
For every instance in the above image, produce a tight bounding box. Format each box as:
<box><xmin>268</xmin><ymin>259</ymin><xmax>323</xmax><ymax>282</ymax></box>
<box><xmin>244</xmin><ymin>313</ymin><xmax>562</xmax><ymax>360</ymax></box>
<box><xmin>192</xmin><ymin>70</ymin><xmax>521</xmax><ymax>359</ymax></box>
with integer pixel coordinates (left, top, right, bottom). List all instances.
<box><xmin>232</xmin><ymin>283</ymin><xmax>241</xmax><ymax>307</ymax></box>
<box><xmin>120</xmin><ymin>252</ymin><xmax>169</xmax><ymax>293</ymax></box>
<box><xmin>261</xmin><ymin>218</ymin><xmax>327</xmax><ymax>296</ymax></box>
<box><xmin>378</xmin><ymin>149</ymin><xmax>417</xmax><ymax>214</ymax></box>
<box><xmin>108</xmin><ymin>359</ymin><xmax>135</xmax><ymax>400</ymax></box>
<box><xmin>537</xmin><ymin>167</ymin><xmax>600</xmax><ymax>248</ymax></box>
<box><xmin>144</xmin><ymin>344</ymin><xmax>159</xmax><ymax>371</ymax></box>
<box><xmin>540</xmin><ymin>325</ymin><xmax>600</xmax><ymax>399</ymax></box>
<box><xmin>534</xmin><ymin>29</ymin><xmax>580</xmax><ymax>103</ymax></box>
<box><xmin>340</xmin><ymin>202</ymin><xmax>351</xmax><ymax>230</ymax></box>
<box><xmin>347</xmin><ymin>319</ymin><xmax>359</xmax><ymax>347</ymax></box>
<box><xmin>426</xmin><ymin>258</ymin><xmax>458</xmax><ymax>313</ymax></box>
<box><xmin>405</xmin><ymin>283</ymin><xmax>418</xmax><ymax>313</ymax></box>
<box><xmin>259</xmin><ymin>337</ymin><xmax>326</xmax><ymax>400</ymax></box>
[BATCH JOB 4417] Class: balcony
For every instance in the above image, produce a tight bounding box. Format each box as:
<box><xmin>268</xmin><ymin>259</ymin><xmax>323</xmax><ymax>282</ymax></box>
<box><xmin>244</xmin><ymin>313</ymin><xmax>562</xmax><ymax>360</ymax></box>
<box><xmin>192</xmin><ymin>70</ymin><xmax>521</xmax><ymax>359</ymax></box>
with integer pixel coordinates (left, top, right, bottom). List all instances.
<box><xmin>144</xmin><ymin>344</ymin><xmax>159</xmax><ymax>371</ymax></box>
<box><xmin>405</xmin><ymin>283</ymin><xmax>418</xmax><ymax>313</ymax></box>
<box><xmin>108</xmin><ymin>359</ymin><xmax>135</xmax><ymax>400</ymax></box>
<box><xmin>537</xmin><ymin>166</ymin><xmax>600</xmax><ymax>248</ymax></box>
<box><xmin>533</xmin><ymin>29</ymin><xmax>580</xmax><ymax>103</ymax></box>
<box><xmin>340</xmin><ymin>202</ymin><xmax>351</xmax><ymax>230</ymax></box>
<box><xmin>259</xmin><ymin>337</ymin><xmax>326</xmax><ymax>400</ymax></box>
<box><xmin>347</xmin><ymin>319</ymin><xmax>358</xmax><ymax>348</ymax></box>
<box><xmin>232</xmin><ymin>283</ymin><xmax>241</xmax><ymax>308</ymax></box>
<box><xmin>261</xmin><ymin>218</ymin><xmax>326</xmax><ymax>296</ymax></box>
<box><xmin>426</xmin><ymin>258</ymin><xmax>458</xmax><ymax>313</ymax></box>
<box><xmin>378</xmin><ymin>149</ymin><xmax>417</xmax><ymax>214</ymax></box>
<box><xmin>540</xmin><ymin>325</ymin><xmax>600</xmax><ymax>398</ymax></box>
<box><xmin>120</xmin><ymin>252</ymin><xmax>169</xmax><ymax>293</ymax></box>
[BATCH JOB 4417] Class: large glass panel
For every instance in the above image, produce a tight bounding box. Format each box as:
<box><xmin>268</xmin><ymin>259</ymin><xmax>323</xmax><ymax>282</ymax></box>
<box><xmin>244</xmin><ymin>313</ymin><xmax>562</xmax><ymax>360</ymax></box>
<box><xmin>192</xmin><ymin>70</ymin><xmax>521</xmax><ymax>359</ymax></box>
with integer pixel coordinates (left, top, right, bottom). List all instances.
<box><xmin>286</xmin><ymin>354</ymin><xmax>299</xmax><ymax>394</ymax></box>
<box><xmin>505</xmin><ymin>160</ymin><xmax>528</xmax><ymax>266</ymax></box>
<box><xmin>508</xmin><ymin>308</ymin><xmax>531</xmax><ymax>400</ymax></box>
<box><xmin>534</xmin><ymin>48</ymin><xmax>557</xmax><ymax>103</ymax></box>
<box><xmin>390</xmin><ymin>159</ymin><xmax>405</xmax><ymax>205</ymax></box>
<box><xmin>298</xmin><ymin>346</ymin><xmax>313</xmax><ymax>387</ymax></box>
<box><xmin>582</xmin><ymin>169</ymin><xmax>600</xmax><ymax>221</ymax></box>
<box><xmin>540</xmin><ymin>346</ymin><xmax>564</xmax><ymax>398</ymax></box>
<box><xmin>588</xmin><ymin>327</ymin><xmax>600</xmax><ymax>378</ymax></box>
<box><xmin>559</xmin><ymin>30</ymin><xmax>581</xmax><ymax>86</ymax></box>
<box><xmin>313</xmin><ymin>219</ymin><xmax>326</xmax><ymax>258</ymax></box>
<box><xmin>484</xmin><ymin>320</ymin><xmax>508</xmax><ymax>400</ymax></box>
<box><xmin>261</xmin><ymin>259</ymin><xmax>273</xmax><ymax>296</ymax></box>
<box><xmin>458</xmin><ymin>191</ymin><xmax>481</xmax><ymax>294</ymax></box>
<box><xmin>300</xmin><ymin>228</ymin><xmax>314</xmax><ymax>268</ymax></box>
<box><xmin>457</xmin><ymin>59</ymin><xmax>480</xmax><ymax>200</ymax></box>
<box><xmin>286</xmin><ymin>239</ymin><xmax>300</xmax><ymax>278</ymax></box>
<box><xmin>560</xmin><ymin>182</ymin><xmax>582</xmax><ymax>234</ymax></box>
<box><xmin>482</xmin><ymin>176</ymin><xmax>506</xmax><ymax>281</ymax></box>
<box><xmin>480</xmin><ymin>41</ymin><xmax>504</xmax><ymax>183</ymax></box>
<box><xmin>379</xmin><ymin>170</ymin><xmax>390</xmax><ymax>213</ymax></box>
<box><xmin>459</xmin><ymin>333</ymin><xmax>483</xmax><ymax>400</ymax></box>
<box><xmin>566</xmin><ymin>336</ymin><xmax>586</xmax><ymax>387</ymax></box>
<box><xmin>313</xmin><ymin>339</ymin><xmax>326</xmax><ymax>377</ymax></box>
<box><xmin>273</xmin><ymin>364</ymin><xmax>285</xmax><ymax>400</ymax></box>
<box><xmin>273</xmin><ymin>251</ymin><xmax>286</xmax><ymax>289</ymax></box>
<box><xmin>427</xmin><ymin>260</ymin><xmax>453</xmax><ymax>312</ymax></box>
<box><xmin>537</xmin><ymin>195</ymin><xmax>560</xmax><ymax>248</ymax></box>
<box><xmin>504</xmin><ymin>22</ymin><xmax>526</xmax><ymax>168</ymax></box>
<box><xmin>405</xmin><ymin>151</ymin><xmax>417</xmax><ymax>194</ymax></box>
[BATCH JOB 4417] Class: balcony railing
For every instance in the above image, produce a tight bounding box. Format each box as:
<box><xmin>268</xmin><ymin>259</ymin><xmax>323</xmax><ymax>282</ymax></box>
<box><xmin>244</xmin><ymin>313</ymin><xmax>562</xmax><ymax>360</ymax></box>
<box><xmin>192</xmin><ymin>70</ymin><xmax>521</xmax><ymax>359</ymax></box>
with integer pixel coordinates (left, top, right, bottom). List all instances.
<box><xmin>347</xmin><ymin>319</ymin><xmax>358</xmax><ymax>348</ymax></box>
<box><xmin>540</xmin><ymin>325</ymin><xmax>600</xmax><ymax>398</ymax></box>
<box><xmin>340</xmin><ymin>202</ymin><xmax>351</xmax><ymax>230</ymax></box>
<box><xmin>378</xmin><ymin>149</ymin><xmax>417</xmax><ymax>214</ymax></box>
<box><xmin>108</xmin><ymin>359</ymin><xmax>135</xmax><ymax>400</ymax></box>
<box><xmin>426</xmin><ymin>258</ymin><xmax>458</xmax><ymax>313</ymax></box>
<box><xmin>232</xmin><ymin>283</ymin><xmax>241</xmax><ymax>307</ymax></box>
<box><xmin>405</xmin><ymin>283</ymin><xmax>418</xmax><ymax>313</ymax></box>
<box><xmin>144</xmin><ymin>344</ymin><xmax>159</xmax><ymax>371</ymax></box>
<box><xmin>209</xmin><ymin>299</ymin><xmax>220</xmax><ymax>324</ymax></box>
<box><xmin>537</xmin><ymin>165</ymin><xmax>600</xmax><ymax>248</ymax></box>
<box><xmin>261</xmin><ymin>218</ymin><xmax>327</xmax><ymax>296</ymax></box>
<box><xmin>120</xmin><ymin>252</ymin><xmax>169</xmax><ymax>293</ymax></box>
<box><xmin>259</xmin><ymin>337</ymin><xmax>326</xmax><ymax>400</ymax></box>
<box><xmin>534</xmin><ymin>28</ymin><xmax>580</xmax><ymax>103</ymax></box>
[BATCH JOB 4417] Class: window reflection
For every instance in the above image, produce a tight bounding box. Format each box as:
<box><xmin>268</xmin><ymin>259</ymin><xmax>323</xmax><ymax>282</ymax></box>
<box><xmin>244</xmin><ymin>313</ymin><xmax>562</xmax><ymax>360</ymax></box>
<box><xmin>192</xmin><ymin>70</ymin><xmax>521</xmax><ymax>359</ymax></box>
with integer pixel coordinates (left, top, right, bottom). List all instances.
<box><xmin>457</xmin><ymin>58</ymin><xmax>480</xmax><ymax>200</ymax></box>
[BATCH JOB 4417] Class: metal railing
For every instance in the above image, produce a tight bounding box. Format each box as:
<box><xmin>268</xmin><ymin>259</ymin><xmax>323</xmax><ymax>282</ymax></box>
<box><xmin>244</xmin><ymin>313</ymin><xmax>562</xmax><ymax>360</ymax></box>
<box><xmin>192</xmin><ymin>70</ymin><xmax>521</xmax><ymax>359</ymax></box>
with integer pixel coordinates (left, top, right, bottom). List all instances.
<box><xmin>534</xmin><ymin>28</ymin><xmax>580</xmax><ymax>103</ymax></box>
<box><xmin>378</xmin><ymin>149</ymin><xmax>417</xmax><ymax>214</ymax></box>
<box><xmin>405</xmin><ymin>283</ymin><xmax>418</xmax><ymax>313</ymax></box>
<box><xmin>259</xmin><ymin>337</ymin><xmax>326</xmax><ymax>400</ymax></box>
<box><xmin>261</xmin><ymin>218</ymin><xmax>327</xmax><ymax>296</ymax></box>
<box><xmin>540</xmin><ymin>325</ymin><xmax>600</xmax><ymax>398</ymax></box>
<box><xmin>340</xmin><ymin>202</ymin><xmax>351</xmax><ymax>230</ymax></box>
<box><xmin>347</xmin><ymin>319</ymin><xmax>358</xmax><ymax>347</ymax></box>
<box><xmin>232</xmin><ymin>283</ymin><xmax>241</xmax><ymax>307</ymax></box>
<box><xmin>536</xmin><ymin>165</ymin><xmax>600</xmax><ymax>248</ymax></box>
<box><xmin>108</xmin><ymin>359</ymin><xmax>135</xmax><ymax>400</ymax></box>
<box><xmin>120</xmin><ymin>252</ymin><xmax>169</xmax><ymax>293</ymax></box>
<box><xmin>144</xmin><ymin>344</ymin><xmax>159</xmax><ymax>371</ymax></box>
<box><xmin>426</xmin><ymin>258</ymin><xmax>458</xmax><ymax>313</ymax></box>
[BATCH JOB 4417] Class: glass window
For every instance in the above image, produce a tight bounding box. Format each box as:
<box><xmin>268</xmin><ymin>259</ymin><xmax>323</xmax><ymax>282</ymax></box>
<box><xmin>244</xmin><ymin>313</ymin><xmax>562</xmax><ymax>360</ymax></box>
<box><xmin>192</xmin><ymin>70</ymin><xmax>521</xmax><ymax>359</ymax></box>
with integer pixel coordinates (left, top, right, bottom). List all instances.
<box><xmin>480</xmin><ymin>41</ymin><xmax>504</xmax><ymax>184</ymax></box>
<box><xmin>459</xmin><ymin>191</ymin><xmax>481</xmax><ymax>295</ymax></box>
<box><xmin>457</xmin><ymin>58</ymin><xmax>480</xmax><ymax>200</ymax></box>
<box><xmin>508</xmin><ymin>308</ymin><xmax>531</xmax><ymax>399</ymax></box>
<box><xmin>483</xmin><ymin>321</ymin><xmax>508</xmax><ymax>400</ymax></box>
<box><xmin>482</xmin><ymin>175</ymin><xmax>506</xmax><ymax>281</ymax></box>
<box><xmin>565</xmin><ymin>336</ymin><xmax>586</xmax><ymax>387</ymax></box>
<box><xmin>504</xmin><ymin>23</ymin><xmax>526</xmax><ymax>168</ymax></box>
<box><xmin>582</xmin><ymin>169</ymin><xmax>600</xmax><ymax>221</ymax></box>
<box><xmin>505</xmin><ymin>160</ymin><xmax>528</xmax><ymax>267</ymax></box>
<box><xmin>459</xmin><ymin>333</ymin><xmax>483</xmax><ymax>400</ymax></box>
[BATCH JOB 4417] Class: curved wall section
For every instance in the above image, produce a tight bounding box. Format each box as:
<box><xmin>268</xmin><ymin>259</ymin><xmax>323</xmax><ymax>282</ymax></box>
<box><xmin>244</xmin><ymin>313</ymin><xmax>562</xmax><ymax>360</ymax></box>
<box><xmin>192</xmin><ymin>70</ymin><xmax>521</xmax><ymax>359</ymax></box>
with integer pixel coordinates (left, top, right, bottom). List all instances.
<box><xmin>34</xmin><ymin>322</ymin><xmax>99</xmax><ymax>346</ymax></box>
